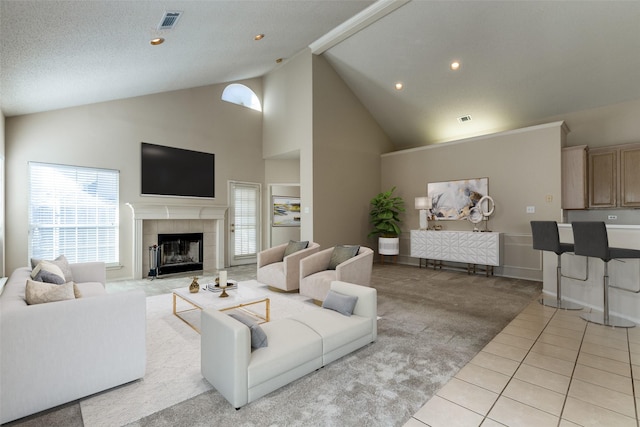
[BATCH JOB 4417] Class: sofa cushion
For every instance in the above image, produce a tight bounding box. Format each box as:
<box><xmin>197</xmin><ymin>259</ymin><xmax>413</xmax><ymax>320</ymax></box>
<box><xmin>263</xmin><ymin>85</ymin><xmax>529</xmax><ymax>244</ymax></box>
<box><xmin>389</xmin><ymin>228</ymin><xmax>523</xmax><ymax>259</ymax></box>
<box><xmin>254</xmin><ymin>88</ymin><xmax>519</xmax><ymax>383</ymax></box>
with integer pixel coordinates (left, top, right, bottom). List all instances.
<box><xmin>322</xmin><ymin>290</ymin><xmax>358</xmax><ymax>316</ymax></box>
<box><xmin>25</xmin><ymin>279</ymin><xmax>76</xmax><ymax>305</ymax></box>
<box><xmin>74</xmin><ymin>282</ymin><xmax>108</xmax><ymax>298</ymax></box>
<box><xmin>229</xmin><ymin>313</ymin><xmax>268</xmax><ymax>349</ymax></box>
<box><xmin>248</xmin><ymin>319</ymin><xmax>321</xmax><ymax>389</ymax></box>
<box><xmin>292</xmin><ymin>310</ymin><xmax>372</xmax><ymax>356</ymax></box>
<box><xmin>327</xmin><ymin>245</ymin><xmax>360</xmax><ymax>270</ymax></box>
<box><xmin>31</xmin><ymin>255</ymin><xmax>74</xmax><ymax>282</ymax></box>
<box><xmin>283</xmin><ymin>240</ymin><xmax>309</xmax><ymax>257</ymax></box>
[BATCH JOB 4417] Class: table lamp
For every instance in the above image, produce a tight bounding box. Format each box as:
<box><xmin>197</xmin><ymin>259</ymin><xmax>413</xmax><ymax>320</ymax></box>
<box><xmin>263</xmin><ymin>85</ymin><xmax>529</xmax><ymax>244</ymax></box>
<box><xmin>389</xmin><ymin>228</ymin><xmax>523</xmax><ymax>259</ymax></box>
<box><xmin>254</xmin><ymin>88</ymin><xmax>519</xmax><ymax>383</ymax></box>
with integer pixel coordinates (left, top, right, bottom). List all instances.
<box><xmin>415</xmin><ymin>197</ymin><xmax>432</xmax><ymax>230</ymax></box>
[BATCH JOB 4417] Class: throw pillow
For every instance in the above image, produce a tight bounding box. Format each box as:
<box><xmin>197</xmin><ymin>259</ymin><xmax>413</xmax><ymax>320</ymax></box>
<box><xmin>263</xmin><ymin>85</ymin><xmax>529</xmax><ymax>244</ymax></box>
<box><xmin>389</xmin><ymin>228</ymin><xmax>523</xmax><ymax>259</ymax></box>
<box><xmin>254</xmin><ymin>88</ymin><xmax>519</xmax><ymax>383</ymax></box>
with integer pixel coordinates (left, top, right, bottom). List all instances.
<box><xmin>229</xmin><ymin>312</ymin><xmax>268</xmax><ymax>349</ymax></box>
<box><xmin>322</xmin><ymin>290</ymin><xmax>359</xmax><ymax>316</ymax></box>
<box><xmin>33</xmin><ymin>268</ymin><xmax>66</xmax><ymax>285</ymax></box>
<box><xmin>283</xmin><ymin>240</ymin><xmax>309</xmax><ymax>257</ymax></box>
<box><xmin>25</xmin><ymin>279</ymin><xmax>76</xmax><ymax>305</ymax></box>
<box><xmin>31</xmin><ymin>255</ymin><xmax>74</xmax><ymax>282</ymax></box>
<box><xmin>327</xmin><ymin>245</ymin><xmax>360</xmax><ymax>270</ymax></box>
<box><xmin>30</xmin><ymin>260</ymin><xmax>66</xmax><ymax>284</ymax></box>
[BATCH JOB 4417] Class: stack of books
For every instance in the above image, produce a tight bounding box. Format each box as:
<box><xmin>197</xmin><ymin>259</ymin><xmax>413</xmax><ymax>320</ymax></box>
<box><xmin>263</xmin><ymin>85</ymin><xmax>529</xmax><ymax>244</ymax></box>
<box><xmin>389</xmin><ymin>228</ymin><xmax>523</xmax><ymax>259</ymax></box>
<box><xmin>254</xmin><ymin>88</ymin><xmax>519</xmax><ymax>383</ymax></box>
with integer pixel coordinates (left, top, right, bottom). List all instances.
<box><xmin>206</xmin><ymin>280</ymin><xmax>238</xmax><ymax>292</ymax></box>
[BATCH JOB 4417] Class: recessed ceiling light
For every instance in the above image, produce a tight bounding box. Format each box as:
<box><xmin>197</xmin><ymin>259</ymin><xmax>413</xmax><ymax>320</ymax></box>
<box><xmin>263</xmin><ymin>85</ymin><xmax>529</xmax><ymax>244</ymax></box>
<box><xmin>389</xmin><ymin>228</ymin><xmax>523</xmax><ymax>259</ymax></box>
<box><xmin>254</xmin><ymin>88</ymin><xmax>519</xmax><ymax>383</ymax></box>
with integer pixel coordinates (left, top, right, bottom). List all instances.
<box><xmin>150</xmin><ymin>37</ymin><xmax>165</xmax><ymax>46</ymax></box>
<box><xmin>254</xmin><ymin>34</ymin><xmax>265</xmax><ymax>41</ymax></box>
<box><xmin>450</xmin><ymin>61</ymin><xmax>461</xmax><ymax>71</ymax></box>
<box><xmin>395</xmin><ymin>82</ymin><xmax>404</xmax><ymax>90</ymax></box>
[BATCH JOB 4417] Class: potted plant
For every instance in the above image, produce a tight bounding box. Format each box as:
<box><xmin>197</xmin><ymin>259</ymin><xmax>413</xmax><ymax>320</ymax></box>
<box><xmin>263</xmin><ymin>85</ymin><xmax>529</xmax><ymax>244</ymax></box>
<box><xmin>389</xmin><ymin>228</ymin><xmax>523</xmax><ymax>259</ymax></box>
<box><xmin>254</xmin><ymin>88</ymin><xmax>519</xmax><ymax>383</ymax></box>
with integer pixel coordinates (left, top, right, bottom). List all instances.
<box><xmin>368</xmin><ymin>186</ymin><xmax>405</xmax><ymax>256</ymax></box>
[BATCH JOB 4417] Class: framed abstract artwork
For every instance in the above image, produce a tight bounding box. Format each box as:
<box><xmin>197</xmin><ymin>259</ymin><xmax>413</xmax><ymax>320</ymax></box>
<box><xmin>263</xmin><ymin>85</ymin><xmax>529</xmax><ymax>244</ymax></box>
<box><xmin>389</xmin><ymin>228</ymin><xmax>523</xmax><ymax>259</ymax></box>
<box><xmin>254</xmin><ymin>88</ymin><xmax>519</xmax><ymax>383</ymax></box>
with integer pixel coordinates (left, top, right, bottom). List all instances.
<box><xmin>271</xmin><ymin>196</ymin><xmax>301</xmax><ymax>227</ymax></box>
<box><xmin>427</xmin><ymin>178</ymin><xmax>489</xmax><ymax>220</ymax></box>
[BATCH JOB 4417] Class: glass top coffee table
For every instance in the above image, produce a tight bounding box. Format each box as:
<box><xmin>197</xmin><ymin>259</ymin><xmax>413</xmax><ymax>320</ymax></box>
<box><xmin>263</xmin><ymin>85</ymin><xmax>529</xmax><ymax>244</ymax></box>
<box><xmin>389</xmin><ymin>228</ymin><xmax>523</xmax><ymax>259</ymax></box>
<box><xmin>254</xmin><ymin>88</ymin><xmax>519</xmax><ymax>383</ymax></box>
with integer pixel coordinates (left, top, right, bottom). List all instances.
<box><xmin>172</xmin><ymin>282</ymin><xmax>270</xmax><ymax>333</ymax></box>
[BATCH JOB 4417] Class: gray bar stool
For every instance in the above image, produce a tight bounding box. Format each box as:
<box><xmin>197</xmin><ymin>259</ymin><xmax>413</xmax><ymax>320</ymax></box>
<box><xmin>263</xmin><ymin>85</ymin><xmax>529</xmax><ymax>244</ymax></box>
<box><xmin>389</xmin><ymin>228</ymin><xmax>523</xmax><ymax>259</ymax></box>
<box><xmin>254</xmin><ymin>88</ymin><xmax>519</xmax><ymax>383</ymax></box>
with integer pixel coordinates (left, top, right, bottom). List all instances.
<box><xmin>531</xmin><ymin>221</ymin><xmax>582</xmax><ymax>309</ymax></box>
<box><xmin>572</xmin><ymin>221</ymin><xmax>638</xmax><ymax>328</ymax></box>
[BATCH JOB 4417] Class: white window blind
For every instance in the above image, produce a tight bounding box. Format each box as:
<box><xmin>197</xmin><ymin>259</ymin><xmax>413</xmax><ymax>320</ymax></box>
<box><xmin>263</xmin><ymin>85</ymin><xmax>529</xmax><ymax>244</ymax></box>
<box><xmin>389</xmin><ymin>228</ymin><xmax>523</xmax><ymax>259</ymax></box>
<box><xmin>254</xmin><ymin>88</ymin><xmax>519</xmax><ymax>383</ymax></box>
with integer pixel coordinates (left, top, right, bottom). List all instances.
<box><xmin>29</xmin><ymin>162</ymin><xmax>119</xmax><ymax>265</ymax></box>
<box><xmin>234</xmin><ymin>184</ymin><xmax>258</xmax><ymax>257</ymax></box>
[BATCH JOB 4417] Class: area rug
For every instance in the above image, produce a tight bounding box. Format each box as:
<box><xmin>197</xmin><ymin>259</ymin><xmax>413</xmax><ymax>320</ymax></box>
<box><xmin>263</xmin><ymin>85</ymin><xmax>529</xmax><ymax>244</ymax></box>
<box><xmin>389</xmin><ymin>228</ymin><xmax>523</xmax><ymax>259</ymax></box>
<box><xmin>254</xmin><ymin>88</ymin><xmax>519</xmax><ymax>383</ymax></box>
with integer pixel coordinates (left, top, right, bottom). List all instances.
<box><xmin>79</xmin><ymin>280</ymin><xmax>320</xmax><ymax>426</ymax></box>
<box><xmin>124</xmin><ymin>266</ymin><xmax>542</xmax><ymax>427</ymax></box>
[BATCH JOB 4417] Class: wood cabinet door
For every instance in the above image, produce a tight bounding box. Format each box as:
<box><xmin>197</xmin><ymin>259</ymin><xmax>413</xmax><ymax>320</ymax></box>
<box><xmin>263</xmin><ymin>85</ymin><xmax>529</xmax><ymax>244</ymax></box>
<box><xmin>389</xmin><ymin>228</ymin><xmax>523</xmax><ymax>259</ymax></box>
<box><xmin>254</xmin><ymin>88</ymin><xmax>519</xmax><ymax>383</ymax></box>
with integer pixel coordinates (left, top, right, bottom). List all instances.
<box><xmin>620</xmin><ymin>146</ymin><xmax>640</xmax><ymax>207</ymax></box>
<box><xmin>562</xmin><ymin>146</ymin><xmax>588</xmax><ymax>209</ymax></box>
<box><xmin>589</xmin><ymin>149</ymin><xmax>617</xmax><ymax>208</ymax></box>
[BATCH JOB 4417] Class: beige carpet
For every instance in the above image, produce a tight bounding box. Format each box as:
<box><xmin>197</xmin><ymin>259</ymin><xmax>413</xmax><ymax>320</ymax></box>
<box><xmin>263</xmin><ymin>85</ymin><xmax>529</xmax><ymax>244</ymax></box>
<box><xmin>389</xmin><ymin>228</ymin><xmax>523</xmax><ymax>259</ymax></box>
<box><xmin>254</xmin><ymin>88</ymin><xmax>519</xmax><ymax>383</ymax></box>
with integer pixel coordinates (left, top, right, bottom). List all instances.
<box><xmin>128</xmin><ymin>265</ymin><xmax>542</xmax><ymax>427</ymax></box>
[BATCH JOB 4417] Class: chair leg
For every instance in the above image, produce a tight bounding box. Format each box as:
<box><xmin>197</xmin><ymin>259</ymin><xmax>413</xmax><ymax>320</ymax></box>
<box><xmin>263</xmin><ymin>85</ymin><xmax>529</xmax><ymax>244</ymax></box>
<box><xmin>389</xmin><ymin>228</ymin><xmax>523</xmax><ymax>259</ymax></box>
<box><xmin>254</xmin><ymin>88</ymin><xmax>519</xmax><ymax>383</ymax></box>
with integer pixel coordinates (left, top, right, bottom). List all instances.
<box><xmin>539</xmin><ymin>254</ymin><xmax>582</xmax><ymax>310</ymax></box>
<box><xmin>581</xmin><ymin>261</ymin><xmax>635</xmax><ymax>328</ymax></box>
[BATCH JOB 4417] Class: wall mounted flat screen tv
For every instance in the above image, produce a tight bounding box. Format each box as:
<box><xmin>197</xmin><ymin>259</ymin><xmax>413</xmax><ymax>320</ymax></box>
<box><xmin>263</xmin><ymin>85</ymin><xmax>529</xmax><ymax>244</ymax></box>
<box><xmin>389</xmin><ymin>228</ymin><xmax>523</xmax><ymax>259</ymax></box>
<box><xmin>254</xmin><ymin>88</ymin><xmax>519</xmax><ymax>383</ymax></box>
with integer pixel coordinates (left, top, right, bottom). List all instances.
<box><xmin>141</xmin><ymin>142</ymin><xmax>215</xmax><ymax>198</ymax></box>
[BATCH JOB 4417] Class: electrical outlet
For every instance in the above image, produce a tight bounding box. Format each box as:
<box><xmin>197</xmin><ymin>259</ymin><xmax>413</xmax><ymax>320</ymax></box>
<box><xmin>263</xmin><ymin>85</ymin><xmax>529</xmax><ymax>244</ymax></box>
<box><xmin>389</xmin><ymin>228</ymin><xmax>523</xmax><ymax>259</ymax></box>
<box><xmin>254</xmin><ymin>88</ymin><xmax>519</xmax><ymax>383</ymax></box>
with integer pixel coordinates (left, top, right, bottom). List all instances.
<box><xmin>546</xmin><ymin>194</ymin><xmax>553</xmax><ymax>203</ymax></box>
<box><xmin>526</xmin><ymin>206</ymin><xmax>535</xmax><ymax>214</ymax></box>
<box><xmin>608</xmin><ymin>215</ymin><xmax>617</xmax><ymax>220</ymax></box>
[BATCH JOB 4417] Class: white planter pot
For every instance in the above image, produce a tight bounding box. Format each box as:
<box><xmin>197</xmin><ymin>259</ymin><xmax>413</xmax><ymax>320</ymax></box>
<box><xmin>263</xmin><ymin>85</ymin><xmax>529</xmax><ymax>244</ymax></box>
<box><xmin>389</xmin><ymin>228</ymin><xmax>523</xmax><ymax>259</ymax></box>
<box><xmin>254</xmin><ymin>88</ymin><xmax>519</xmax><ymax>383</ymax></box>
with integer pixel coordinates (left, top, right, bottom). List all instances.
<box><xmin>378</xmin><ymin>237</ymin><xmax>399</xmax><ymax>255</ymax></box>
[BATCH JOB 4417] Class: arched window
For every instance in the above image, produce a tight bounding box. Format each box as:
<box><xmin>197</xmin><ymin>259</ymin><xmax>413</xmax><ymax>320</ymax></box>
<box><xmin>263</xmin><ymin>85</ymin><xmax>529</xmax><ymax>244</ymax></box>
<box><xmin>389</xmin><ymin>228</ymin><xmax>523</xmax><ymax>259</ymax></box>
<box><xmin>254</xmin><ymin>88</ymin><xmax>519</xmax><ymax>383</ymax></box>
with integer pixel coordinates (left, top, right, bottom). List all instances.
<box><xmin>221</xmin><ymin>84</ymin><xmax>262</xmax><ymax>112</ymax></box>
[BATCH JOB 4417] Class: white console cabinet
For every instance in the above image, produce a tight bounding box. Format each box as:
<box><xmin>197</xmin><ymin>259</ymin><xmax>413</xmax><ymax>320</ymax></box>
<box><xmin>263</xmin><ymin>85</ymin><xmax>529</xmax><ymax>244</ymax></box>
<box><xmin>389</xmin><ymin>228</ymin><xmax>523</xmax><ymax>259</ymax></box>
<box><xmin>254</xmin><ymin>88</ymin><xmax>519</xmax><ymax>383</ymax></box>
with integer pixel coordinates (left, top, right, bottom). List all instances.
<box><xmin>410</xmin><ymin>230</ymin><xmax>502</xmax><ymax>275</ymax></box>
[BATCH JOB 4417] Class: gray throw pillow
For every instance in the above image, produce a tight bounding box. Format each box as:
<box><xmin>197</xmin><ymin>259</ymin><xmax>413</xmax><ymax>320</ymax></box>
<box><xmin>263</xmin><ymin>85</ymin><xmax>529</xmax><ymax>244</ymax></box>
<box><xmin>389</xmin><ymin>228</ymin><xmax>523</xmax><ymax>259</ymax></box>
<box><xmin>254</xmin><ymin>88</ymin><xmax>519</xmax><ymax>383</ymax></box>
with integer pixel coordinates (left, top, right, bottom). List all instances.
<box><xmin>31</xmin><ymin>255</ymin><xmax>74</xmax><ymax>282</ymax></box>
<box><xmin>322</xmin><ymin>290</ymin><xmax>359</xmax><ymax>316</ymax></box>
<box><xmin>34</xmin><ymin>269</ymin><xmax>66</xmax><ymax>285</ymax></box>
<box><xmin>229</xmin><ymin>313</ymin><xmax>268</xmax><ymax>349</ymax></box>
<box><xmin>327</xmin><ymin>245</ymin><xmax>360</xmax><ymax>270</ymax></box>
<box><xmin>283</xmin><ymin>240</ymin><xmax>309</xmax><ymax>257</ymax></box>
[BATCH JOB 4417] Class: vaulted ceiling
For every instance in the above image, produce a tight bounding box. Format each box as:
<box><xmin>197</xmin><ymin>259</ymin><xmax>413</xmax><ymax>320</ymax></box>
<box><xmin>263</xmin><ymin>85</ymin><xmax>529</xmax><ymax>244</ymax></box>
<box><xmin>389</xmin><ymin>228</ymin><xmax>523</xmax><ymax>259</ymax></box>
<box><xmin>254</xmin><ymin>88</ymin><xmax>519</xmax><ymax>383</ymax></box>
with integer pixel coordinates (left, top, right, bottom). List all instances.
<box><xmin>2</xmin><ymin>1</ymin><xmax>640</xmax><ymax>150</ymax></box>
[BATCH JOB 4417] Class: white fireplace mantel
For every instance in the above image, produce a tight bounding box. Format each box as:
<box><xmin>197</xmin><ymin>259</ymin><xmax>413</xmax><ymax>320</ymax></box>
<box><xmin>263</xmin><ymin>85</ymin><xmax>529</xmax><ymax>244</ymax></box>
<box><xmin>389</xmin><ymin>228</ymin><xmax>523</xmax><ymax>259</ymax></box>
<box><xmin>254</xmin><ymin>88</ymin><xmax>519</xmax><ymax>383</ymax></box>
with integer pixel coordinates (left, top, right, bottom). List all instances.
<box><xmin>126</xmin><ymin>203</ymin><xmax>228</xmax><ymax>278</ymax></box>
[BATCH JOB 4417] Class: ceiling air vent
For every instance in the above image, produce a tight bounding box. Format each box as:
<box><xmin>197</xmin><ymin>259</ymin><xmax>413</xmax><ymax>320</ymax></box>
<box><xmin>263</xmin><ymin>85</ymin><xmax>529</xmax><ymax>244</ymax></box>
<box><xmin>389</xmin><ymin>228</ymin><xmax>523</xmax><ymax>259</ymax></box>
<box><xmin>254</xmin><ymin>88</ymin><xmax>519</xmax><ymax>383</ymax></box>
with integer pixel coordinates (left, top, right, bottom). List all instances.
<box><xmin>457</xmin><ymin>115</ymin><xmax>472</xmax><ymax>124</ymax></box>
<box><xmin>157</xmin><ymin>11</ymin><xmax>183</xmax><ymax>30</ymax></box>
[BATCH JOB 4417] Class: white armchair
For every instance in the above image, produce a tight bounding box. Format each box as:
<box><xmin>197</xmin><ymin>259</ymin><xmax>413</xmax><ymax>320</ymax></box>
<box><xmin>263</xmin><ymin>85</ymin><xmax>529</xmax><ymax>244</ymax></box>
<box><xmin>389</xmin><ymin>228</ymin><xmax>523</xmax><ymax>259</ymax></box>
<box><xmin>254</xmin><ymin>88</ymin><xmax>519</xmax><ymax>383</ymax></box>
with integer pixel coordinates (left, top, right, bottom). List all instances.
<box><xmin>299</xmin><ymin>246</ymin><xmax>374</xmax><ymax>302</ymax></box>
<box><xmin>257</xmin><ymin>241</ymin><xmax>320</xmax><ymax>291</ymax></box>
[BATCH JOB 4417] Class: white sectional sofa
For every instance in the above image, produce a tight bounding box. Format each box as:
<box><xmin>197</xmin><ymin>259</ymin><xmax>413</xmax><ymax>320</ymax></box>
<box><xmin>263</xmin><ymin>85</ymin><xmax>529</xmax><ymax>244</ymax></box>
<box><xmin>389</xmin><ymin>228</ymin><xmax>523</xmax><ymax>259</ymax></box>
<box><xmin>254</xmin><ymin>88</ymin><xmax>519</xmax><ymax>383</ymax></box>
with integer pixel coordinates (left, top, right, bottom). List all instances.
<box><xmin>201</xmin><ymin>281</ymin><xmax>377</xmax><ymax>408</ymax></box>
<box><xmin>0</xmin><ymin>263</ymin><xmax>147</xmax><ymax>424</ymax></box>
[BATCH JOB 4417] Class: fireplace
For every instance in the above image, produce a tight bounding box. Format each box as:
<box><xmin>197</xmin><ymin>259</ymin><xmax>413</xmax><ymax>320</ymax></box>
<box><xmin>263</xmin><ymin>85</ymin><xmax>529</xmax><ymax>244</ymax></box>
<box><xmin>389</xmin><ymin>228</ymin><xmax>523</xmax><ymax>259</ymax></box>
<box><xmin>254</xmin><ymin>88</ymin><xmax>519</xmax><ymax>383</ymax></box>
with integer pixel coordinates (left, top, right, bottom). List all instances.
<box><xmin>157</xmin><ymin>233</ymin><xmax>203</xmax><ymax>275</ymax></box>
<box><xmin>126</xmin><ymin>203</ymin><xmax>227</xmax><ymax>279</ymax></box>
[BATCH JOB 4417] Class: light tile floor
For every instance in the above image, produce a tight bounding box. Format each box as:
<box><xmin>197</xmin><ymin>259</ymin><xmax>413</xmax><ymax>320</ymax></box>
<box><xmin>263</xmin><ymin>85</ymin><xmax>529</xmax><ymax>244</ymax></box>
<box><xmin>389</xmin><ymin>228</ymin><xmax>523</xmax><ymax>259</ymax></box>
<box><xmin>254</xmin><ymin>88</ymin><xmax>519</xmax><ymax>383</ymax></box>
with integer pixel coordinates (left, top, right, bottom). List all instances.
<box><xmin>405</xmin><ymin>302</ymin><xmax>640</xmax><ymax>427</ymax></box>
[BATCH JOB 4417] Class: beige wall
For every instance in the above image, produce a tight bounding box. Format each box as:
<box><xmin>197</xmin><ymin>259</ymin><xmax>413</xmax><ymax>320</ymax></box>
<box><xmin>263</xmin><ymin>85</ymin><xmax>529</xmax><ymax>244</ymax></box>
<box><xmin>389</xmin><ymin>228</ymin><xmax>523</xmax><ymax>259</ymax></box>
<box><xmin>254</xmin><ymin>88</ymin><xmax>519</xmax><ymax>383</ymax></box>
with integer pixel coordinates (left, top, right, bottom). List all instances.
<box><xmin>549</xmin><ymin>97</ymin><xmax>640</xmax><ymax>149</ymax></box>
<box><xmin>381</xmin><ymin>122</ymin><xmax>567</xmax><ymax>280</ymax></box>
<box><xmin>0</xmin><ymin>110</ymin><xmax>4</xmax><ymax>277</ymax></box>
<box><xmin>311</xmin><ymin>55</ymin><xmax>394</xmax><ymax>250</ymax></box>
<box><xmin>263</xmin><ymin>50</ymin><xmax>314</xmax><ymax>242</ymax></box>
<box><xmin>5</xmin><ymin>79</ymin><xmax>264</xmax><ymax>279</ymax></box>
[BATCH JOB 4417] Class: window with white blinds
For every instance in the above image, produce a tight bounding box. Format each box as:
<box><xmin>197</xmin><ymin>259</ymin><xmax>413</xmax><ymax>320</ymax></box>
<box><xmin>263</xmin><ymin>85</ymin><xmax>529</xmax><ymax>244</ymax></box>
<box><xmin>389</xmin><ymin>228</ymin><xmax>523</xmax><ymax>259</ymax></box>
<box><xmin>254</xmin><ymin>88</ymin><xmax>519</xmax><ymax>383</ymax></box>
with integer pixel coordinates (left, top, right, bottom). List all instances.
<box><xmin>234</xmin><ymin>184</ymin><xmax>258</xmax><ymax>257</ymax></box>
<box><xmin>28</xmin><ymin>162</ymin><xmax>119</xmax><ymax>265</ymax></box>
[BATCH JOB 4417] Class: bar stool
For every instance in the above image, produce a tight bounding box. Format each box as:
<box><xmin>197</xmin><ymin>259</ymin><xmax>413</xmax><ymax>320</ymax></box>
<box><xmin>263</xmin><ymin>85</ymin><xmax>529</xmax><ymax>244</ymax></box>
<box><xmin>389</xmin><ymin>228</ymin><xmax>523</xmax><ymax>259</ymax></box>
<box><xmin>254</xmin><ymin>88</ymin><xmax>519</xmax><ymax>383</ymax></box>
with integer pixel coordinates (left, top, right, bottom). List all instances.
<box><xmin>531</xmin><ymin>221</ymin><xmax>582</xmax><ymax>309</ymax></box>
<box><xmin>572</xmin><ymin>221</ymin><xmax>639</xmax><ymax>328</ymax></box>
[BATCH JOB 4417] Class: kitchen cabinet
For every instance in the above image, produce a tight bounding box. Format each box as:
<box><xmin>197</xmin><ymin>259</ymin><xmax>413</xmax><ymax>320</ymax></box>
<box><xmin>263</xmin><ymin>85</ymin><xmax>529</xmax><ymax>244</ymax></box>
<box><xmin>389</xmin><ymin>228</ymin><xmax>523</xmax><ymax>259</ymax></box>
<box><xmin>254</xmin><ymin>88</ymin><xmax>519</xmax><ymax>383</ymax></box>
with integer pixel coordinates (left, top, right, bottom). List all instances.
<box><xmin>588</xmin><ymin>143</ymin><xmax>640</xmax><ymax>208</ymax></box>
<box><xmin>562</xmin><ymin>145</ymin><xmax>588</xmax><ymax>209</ymax></box>
<box><xmin>589</xmin><ymin>147</ymin><xmax>617</xmax><ymax>208</ymax></box>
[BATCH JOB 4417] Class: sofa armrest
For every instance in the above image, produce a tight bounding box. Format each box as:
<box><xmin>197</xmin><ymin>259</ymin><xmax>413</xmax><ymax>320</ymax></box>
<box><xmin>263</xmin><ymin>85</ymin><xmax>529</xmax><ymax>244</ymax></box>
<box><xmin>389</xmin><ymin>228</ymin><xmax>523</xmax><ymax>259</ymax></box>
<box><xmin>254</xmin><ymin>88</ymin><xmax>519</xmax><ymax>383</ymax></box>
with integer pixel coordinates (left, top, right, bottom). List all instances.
<box><xmin>70</xmin><ymin>262</ymin><xmax>106</xmax><ymax>285</ymax></box>
<box><xmin>300</xmin><ymin>247</ymin><xmax>333</xmax><ymax>279</ymax></box>
<box><xmin>201</xmin><ymin>308</ymin><xmax>251</xmax><ymax>408</ymax></box>
<box><xmin>330</xmin><ymin>280</ymin><xmax>377</xmax><ymax>341</ymax></box>
<box><xmin>257</xmin><ymin>244</ymin><xmax>287</xmax><ymax>268</ymax></box>
<box><xmin>0</xmin><ymin>290</ymin><xmax>146</xmax><ymax>423</ymax></box>
<box><xmin>336</xmin><ymin>247</ymin><xmax>373</xmax><ymax>286</ymax></box>
<box><xmin>283</xmin><ymin>243</ymin><xmax>321</xmax><ymax>287</ymax></box>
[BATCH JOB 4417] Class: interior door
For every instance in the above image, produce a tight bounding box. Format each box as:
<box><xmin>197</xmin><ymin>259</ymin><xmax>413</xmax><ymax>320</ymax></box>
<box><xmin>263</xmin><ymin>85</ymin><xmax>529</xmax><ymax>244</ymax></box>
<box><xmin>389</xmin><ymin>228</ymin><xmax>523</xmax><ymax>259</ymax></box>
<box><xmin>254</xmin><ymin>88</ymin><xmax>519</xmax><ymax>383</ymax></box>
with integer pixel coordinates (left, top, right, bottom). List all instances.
<box><xmin>228</xmin><ymin>181</ymin><xmax>260</xmax><ymax>266</ymax></box>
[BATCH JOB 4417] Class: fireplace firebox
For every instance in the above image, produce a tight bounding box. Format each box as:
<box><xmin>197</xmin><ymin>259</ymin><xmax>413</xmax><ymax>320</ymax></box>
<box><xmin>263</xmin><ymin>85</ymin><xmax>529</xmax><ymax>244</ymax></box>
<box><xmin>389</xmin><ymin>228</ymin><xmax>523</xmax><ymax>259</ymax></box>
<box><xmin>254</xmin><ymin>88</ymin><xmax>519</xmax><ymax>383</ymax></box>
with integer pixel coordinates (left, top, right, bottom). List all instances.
<box><xmin>157</xmin><ymin>233</ymin><xmax>204</xmax><ymax>275</ymax></box>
